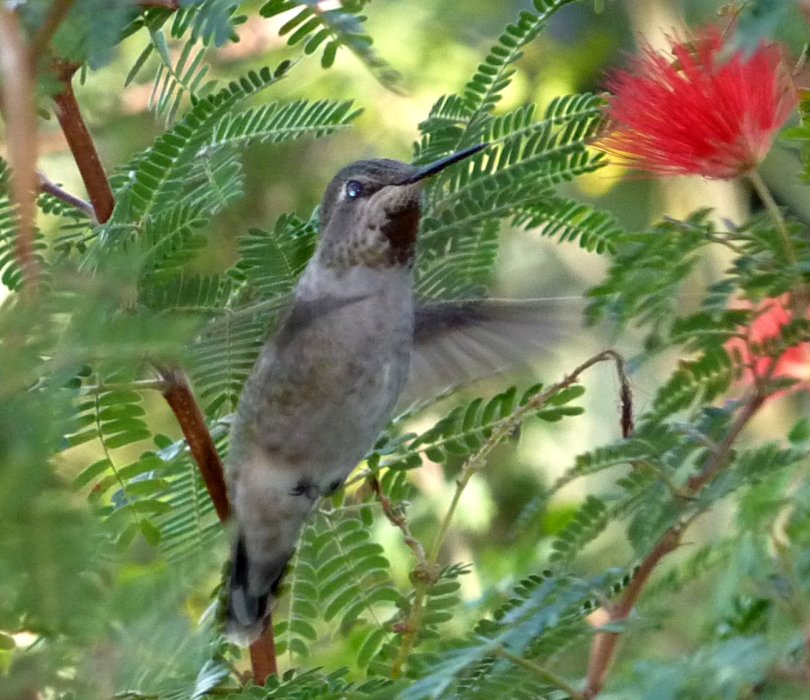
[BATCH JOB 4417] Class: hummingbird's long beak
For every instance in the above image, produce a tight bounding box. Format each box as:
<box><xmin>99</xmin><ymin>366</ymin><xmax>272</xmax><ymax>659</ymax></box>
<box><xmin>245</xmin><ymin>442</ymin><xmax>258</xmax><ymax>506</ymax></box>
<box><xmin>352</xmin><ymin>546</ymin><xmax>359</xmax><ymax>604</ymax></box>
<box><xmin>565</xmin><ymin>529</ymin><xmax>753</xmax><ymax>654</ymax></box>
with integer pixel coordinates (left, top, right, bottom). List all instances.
<box><xmin>398</xmin><ymin>143</ymin><xmax>488</xmax><ymax>185</ymax></box>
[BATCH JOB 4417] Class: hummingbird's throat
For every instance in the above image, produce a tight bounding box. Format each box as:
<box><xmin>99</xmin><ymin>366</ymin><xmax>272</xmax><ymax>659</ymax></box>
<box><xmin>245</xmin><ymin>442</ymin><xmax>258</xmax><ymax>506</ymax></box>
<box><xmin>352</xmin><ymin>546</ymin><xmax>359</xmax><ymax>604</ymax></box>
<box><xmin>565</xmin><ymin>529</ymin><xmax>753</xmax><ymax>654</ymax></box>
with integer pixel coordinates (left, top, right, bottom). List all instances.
<box><xmin>380</xmin><ymin>203</ymin><xmax>419</xmax><ymax>266</ymax></box>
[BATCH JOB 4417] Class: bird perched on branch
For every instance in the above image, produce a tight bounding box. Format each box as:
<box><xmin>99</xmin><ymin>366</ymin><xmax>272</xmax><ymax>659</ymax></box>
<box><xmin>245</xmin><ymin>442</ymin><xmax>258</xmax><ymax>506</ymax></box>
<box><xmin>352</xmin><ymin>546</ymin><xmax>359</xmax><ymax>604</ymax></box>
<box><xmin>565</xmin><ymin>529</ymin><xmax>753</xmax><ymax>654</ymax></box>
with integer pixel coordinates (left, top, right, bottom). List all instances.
<box><xmin>225</xmin><ymin>143</ymin><xmax>570</xmax><ymax>643</ymax></box>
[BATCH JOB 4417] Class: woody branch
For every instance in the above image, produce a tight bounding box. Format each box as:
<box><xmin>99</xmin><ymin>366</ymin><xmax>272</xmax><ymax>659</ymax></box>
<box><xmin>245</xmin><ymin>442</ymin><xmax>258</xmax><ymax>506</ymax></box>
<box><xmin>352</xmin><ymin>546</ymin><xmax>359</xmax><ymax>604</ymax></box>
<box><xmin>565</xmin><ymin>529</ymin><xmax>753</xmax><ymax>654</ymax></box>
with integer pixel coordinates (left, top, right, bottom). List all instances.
<box><xmin>0</xmin><ymin>1</ymin><xmax>277</xmax><ymax>685</ymax></box>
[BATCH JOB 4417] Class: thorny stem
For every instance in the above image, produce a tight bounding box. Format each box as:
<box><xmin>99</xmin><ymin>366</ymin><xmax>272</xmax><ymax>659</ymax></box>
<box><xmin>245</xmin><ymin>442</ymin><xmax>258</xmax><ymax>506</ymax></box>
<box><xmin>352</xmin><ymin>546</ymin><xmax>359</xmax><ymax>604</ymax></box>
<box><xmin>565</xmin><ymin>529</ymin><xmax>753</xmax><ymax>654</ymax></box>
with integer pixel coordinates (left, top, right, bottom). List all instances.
<box><xmin>0</xmin><ymin>8</ymin><xmax>40</xmax><ymax>293</ymax></box>
<box><xmin>390</xmin><ymin>350</ymin><xmax>633</xmax><ymax>681</ymax></box>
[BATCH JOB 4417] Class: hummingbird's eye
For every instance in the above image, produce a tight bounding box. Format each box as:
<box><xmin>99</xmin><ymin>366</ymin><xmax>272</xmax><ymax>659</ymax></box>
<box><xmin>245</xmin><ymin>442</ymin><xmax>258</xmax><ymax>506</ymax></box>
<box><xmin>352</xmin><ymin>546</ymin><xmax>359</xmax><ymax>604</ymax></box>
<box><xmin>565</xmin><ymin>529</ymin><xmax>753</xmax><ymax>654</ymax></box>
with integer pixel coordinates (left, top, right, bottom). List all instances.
<box><xmin>345</xmin><ymin>180</ymin><xmax>365</xmax><ymax>199</ymax></box>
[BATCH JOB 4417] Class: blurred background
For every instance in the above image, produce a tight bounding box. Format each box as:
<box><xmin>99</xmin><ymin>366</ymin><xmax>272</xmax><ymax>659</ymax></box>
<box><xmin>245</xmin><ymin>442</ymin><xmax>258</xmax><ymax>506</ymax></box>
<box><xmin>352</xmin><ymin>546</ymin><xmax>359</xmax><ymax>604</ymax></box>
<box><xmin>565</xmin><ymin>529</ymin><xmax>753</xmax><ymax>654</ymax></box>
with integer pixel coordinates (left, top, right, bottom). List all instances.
<box><xmin>8</xmin><ymin>0</ymin><xmax>810</xmax><ymax>684</ymax></box>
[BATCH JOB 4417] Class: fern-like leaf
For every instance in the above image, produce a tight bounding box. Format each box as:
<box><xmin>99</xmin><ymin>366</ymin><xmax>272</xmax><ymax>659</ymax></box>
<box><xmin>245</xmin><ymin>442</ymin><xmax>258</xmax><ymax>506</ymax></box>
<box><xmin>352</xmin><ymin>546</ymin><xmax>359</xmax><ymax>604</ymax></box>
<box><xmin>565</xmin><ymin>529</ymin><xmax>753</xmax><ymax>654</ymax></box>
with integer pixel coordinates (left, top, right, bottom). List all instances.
<box><xmin>652</xmin><ymin>348</ymin><xmax>734</xmax><ymax>419</ymax></box>
<box><xmin>260</xmin><ymin>0</ymin><xmax>400</xmax><ymax>86</ymax></box>
<box><xmin>0</xmin><ymin>159</ymin><xmax>48</xmax><ymax>291</ymax></box>
<box><xmin>515</xmin><ymin>195</ymin><xmax>621</xmax><ymax>254</ymax></box>
<box><xmin>114</xmin><ymin>62</ymin><xmax>292</xmax><ymax>223</ymax></box>
<box><xmin>549</xmin><ymin>495</ymin><xmax>609</xmax><ymax>565</ymax></box>
<box><xmin>148</xmin><ymin>29</ymin><xmax>216</xmax><ymax>123</ymax></box>
<box><xmin>376</xmin><ymin>384</ymin><xmax>584</xmax><ymax>473</ymax></box>
<box><xmin>208</xmin><ymin>98</ymin><xmax>361</xmax><ymax>149</ymax></box>
<box><xmin>462</xmin><ymin>0</ymin><xmax>575</xmax><ymax>117</ymax></box>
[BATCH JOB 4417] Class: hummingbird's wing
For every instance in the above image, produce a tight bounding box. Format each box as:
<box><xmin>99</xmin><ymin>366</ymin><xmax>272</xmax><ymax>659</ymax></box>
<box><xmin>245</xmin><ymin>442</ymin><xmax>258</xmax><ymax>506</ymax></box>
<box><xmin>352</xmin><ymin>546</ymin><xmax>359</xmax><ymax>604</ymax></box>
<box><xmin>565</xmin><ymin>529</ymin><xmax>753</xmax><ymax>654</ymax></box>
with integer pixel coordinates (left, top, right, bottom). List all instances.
<box><xmin>403</xmin><ymin>297</ymin><xmax>583</xmax><ymax>405</ymax></box>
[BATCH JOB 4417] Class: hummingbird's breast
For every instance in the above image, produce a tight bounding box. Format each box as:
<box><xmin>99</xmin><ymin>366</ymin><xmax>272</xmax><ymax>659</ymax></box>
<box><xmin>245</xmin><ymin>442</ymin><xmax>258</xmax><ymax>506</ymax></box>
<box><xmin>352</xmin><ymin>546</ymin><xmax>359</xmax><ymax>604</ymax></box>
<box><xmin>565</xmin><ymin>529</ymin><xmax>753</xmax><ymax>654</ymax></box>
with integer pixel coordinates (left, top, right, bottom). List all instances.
<box><xmin>231</xmin><ymin>262</ymin><xmax>414</xmax><ymax>492</ymax></box>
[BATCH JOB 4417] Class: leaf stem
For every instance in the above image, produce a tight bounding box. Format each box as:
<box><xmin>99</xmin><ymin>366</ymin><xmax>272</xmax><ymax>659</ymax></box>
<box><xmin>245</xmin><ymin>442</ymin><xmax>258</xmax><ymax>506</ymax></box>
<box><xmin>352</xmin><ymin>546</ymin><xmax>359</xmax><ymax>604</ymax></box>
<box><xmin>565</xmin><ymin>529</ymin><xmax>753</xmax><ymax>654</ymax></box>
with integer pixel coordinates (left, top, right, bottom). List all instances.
<box><xmin>494</xmin><ymin>645</ymin><xmax>583</xmax><ymax>699</ymax></box>
<box><xmin>391</xmin><ymin>349</ymin><xmax>632</xmax><ymax>679</ymax></box>
<box><xmin>583</xmin><ymin>389</ymin><xmax>766</xmax><ymax>698</ymax></box>
<box><xmin>38</xmin><ymin>171</ymin><xmax>97</xmax><ymax>222</ymax></box>
<box><xmin>81</xmin><ymin>378</ymin><xmax>170</xmax><ymax>394</ymax></box>
<box><xmin>370</xmin><ymin>476</ymin><xmax>427</xmax><ymax>564</ymax></box>
<box><xmin>747</xmin><ymin>170</ymin><xmax>796</xmax><ymax>268</ymax></box>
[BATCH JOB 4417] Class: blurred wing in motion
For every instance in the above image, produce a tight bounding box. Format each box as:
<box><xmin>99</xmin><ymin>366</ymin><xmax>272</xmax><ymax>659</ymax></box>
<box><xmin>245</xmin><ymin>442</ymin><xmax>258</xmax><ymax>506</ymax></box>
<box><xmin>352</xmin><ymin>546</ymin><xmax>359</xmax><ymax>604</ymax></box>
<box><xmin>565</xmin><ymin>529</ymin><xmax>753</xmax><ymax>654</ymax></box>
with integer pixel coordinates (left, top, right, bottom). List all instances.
<box><xmin>403</xmin><ymin>297</ymin><xmax>584</xmax><ymax>405</ymax></box>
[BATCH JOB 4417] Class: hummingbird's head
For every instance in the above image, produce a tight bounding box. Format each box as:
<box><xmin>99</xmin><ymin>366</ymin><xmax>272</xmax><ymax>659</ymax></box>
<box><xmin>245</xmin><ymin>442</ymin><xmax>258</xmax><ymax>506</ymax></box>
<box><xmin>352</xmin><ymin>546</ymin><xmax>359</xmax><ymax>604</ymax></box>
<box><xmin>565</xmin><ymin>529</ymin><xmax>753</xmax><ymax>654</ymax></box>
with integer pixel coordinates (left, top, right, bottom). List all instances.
<box><xmin>317</xmin><ymin>144</ymin><xmax>487</xmax><ymax>269</ymax></box>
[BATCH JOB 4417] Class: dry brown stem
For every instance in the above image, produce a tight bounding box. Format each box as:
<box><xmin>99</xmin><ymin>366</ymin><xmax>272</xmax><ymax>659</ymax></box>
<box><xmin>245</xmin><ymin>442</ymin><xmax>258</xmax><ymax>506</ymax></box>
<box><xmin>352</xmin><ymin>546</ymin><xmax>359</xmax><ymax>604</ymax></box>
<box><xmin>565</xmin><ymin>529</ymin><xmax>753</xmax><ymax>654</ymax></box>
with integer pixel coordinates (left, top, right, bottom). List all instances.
<box><xmin>582</xmin><ymin>392</ymin><xmax>766</xmax><ymax>698</ymax></box>
<box><xmin>38</xmin><ymin>170</ymin><xmax>97</xmax><ymax>221</ymax></box>
<box><xmin>52</xmin><ymin>62</ymin><xmax>115</xmax><ymax>223</ymax></box>
<box><xmin>155</xmin><ymin>365</ymin><xmax>278</xmax><ymax>682</ymax></box>
<box><xmin>0</xmin><ymin>8</ymin><xmax>40</xmax><ymax>293</ymax></box>
<box><xmin>157</xmin><ymin>365</ymin><xmax>231</xmax><ymax>522</ymax></box>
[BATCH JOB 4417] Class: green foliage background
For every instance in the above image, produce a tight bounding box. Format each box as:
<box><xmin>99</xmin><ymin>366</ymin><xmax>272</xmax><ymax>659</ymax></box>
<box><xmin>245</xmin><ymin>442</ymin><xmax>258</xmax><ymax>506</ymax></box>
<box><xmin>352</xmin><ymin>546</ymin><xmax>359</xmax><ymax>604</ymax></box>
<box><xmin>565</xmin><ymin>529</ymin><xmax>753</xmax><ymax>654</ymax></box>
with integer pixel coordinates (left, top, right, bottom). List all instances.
<box><xmin>2</xmin><ymin>0</ymin><xmax>810</xmax><ymax>698</ymax></box>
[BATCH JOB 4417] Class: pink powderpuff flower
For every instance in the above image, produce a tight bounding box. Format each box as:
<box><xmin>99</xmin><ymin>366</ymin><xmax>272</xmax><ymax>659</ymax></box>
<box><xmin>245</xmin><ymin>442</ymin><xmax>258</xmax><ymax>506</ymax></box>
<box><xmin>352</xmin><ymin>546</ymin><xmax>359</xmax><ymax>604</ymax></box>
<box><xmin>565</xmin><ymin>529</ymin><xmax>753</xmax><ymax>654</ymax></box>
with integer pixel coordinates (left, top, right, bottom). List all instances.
<box><xmin>725</xmin><ymin>295</ymin><xmax>810</xmax><ymax>393</ymax></box>
<box><xmin>598</xmin><ymin>27</ymin><xmax>797</xmax><ymax>179</ymax></box>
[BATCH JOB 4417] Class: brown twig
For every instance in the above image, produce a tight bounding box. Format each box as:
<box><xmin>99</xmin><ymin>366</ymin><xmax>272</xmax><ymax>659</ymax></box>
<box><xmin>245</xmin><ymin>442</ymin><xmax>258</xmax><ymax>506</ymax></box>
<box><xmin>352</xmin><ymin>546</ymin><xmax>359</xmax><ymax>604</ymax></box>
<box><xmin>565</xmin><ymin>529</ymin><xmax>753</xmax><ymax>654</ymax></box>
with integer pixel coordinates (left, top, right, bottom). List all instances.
<box><xmin>0</xmin><ymin>8</ymin><xmax>40</xmax><ymax>293</ymax></box>
<box><xmin>52</xmin><ymin>62</ymin><xmax>115</xmax><ymax>223</ymax></box>
<box><xmin>369</xmin><ymin>475</ymin><xmax>428</xmax><ymax>566</ymax></box>
<box><xmin>38</xmin><ymin>170</ymin><xmax>97</xmax><ymax>222</ymax></box>
<box><xmin>154</xmin><ymin>364</ymin><xmax>278</xmax><ymax>683</ymax></box>
<box><xmin>582</xmin><ymin>391</ymin><xmax>766</xmax><ymax>698</ymax></box>
<box><xmin>584</xmin><ymin>526</ymin><xmax>684</xmax><ymax>698</ymax></box>
<box><xmin>15</xmin><ymin>0</ymin><xmax>272</xmax><ymax>683</ymax></box>
<box><xmin>249</xmin><ymin>633</ymin><xmax>278</xmax><ymax>685</ymax></box>
<box><xmin>156</xmin><ymin>365</ymin><xmax>231</xmax><ymax>522</ymax></box>
<box><xmin>390</xmin><ymin>349</ymin><xmax>632</xmax><ymax>680</ymax></box>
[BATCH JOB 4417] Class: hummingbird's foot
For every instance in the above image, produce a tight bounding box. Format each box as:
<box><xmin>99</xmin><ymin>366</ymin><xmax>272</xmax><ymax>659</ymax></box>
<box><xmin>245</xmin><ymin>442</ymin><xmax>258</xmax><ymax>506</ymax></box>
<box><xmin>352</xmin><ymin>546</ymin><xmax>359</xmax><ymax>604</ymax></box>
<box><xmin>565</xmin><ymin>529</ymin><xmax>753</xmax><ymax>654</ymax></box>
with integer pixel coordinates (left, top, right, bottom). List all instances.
<box><xmin>290</xmin><ymin>477</ymin><xmax>320</xmax><ymax>502</ymax></box>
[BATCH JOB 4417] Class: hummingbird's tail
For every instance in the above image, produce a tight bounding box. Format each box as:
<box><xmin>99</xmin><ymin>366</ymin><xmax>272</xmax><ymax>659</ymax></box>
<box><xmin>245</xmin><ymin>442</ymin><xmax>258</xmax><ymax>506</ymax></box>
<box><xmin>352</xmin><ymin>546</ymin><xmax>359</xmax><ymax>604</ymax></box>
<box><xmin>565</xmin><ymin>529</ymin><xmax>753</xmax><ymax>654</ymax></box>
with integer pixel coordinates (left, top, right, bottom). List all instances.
<box><xmin>225</xmin><ymin>531</ymin><xmax>292</xmax><ymax>645</ymax></box>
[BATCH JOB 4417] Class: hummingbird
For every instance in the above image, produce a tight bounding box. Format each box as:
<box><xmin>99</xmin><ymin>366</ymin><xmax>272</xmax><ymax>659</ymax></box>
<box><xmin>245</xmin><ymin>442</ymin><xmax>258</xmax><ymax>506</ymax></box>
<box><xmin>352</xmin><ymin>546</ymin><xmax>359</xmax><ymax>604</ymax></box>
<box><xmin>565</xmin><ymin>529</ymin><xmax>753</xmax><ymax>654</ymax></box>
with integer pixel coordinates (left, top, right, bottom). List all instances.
<box><xmin>225</xmin><ymin>143</ymin><xmax>569</xmax><ymax>643</ymax></box>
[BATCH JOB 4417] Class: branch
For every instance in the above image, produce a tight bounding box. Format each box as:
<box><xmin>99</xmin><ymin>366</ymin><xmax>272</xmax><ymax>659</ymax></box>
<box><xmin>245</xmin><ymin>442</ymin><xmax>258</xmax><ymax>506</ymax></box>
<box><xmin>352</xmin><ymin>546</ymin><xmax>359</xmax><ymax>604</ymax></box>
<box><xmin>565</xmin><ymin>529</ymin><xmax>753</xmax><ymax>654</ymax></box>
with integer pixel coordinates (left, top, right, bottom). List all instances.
<box><xmin>390</xmin><ymin>349</ymin><xmax>632</xmax><ymax>679</ymax></box>
<box><xmin>582</xmin><ymin>391</ymin><xmax>766</xmax><ymax>698</ymax></box>
<box><xmin>583</xmin><ymin>526</ymin><xmax>683</xmax><ymax>698</ymax></box>
<box><xmin>38</xmin><ymin>171</ymin><xmax>97</xmax><ymax>222</ymax></box>
<box><xmin>154</xmin><ymin>364</ymin><xmax>278</xmax><ymax>683</ymax></box>
<box><xmin>249</xmin><ymin>633</ymin><xmax>278</xmax><ymax>686</ymax></box>
<box><xmin>52</xmin><ymin>62</ymin><xmax>115</xmax><ymax>223</ymax></box>
<box><xmin>0</xmin><ymin>8</ymin><xmax>40</xmax><ymax>293</ymax></box>
<box><xmin>369</xmin><ymin>475</ymin><xmax>428</xmax><ymax>566</ymax></box>
<box><xmin>156</xmin><ymin>365</ymin><xmax>230</xmax><ymax>522</ymax></box>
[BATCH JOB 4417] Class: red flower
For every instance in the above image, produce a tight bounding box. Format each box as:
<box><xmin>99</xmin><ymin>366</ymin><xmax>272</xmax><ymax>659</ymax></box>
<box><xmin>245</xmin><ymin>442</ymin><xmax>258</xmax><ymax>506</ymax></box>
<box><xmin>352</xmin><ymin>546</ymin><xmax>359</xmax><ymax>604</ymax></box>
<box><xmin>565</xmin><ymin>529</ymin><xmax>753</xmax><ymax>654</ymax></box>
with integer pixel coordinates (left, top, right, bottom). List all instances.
<box><xmin>598</xmin><ymin>28</ymin><xmax>797</xmax><ymax>179</ymax></box>
<box><xmin>725</xmin><ymin>295</ymin><xmax>810</xmax><ymax>392</ymax></box>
